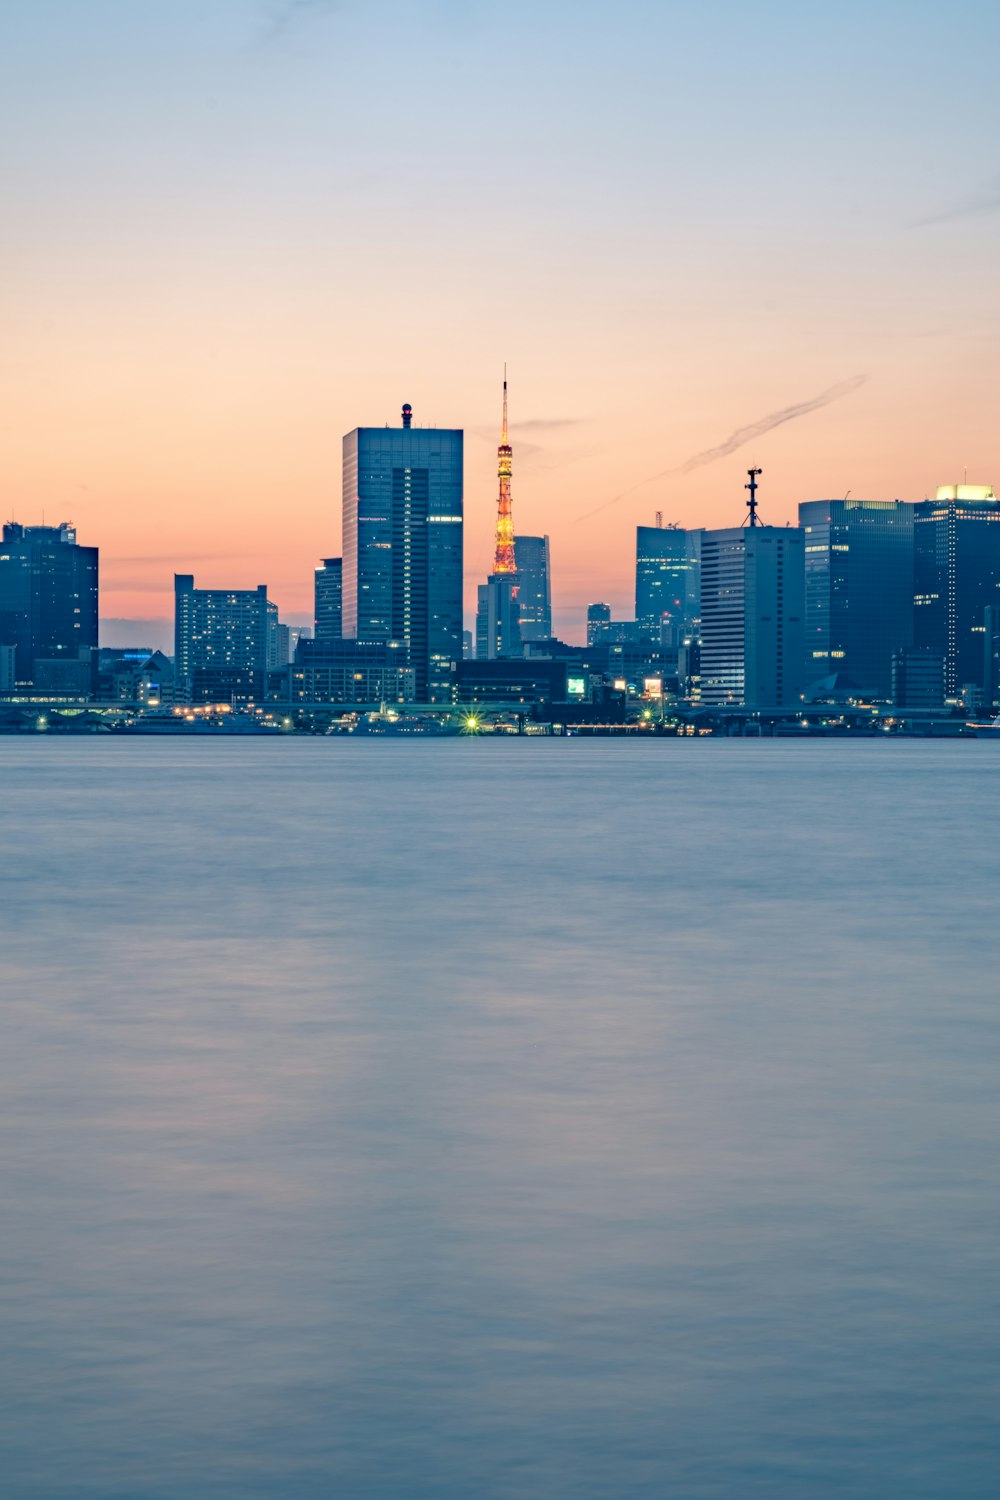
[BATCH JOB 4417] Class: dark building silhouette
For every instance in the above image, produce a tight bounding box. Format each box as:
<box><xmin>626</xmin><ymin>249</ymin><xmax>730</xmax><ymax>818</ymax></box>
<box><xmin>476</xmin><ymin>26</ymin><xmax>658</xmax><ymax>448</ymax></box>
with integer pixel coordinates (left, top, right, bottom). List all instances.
<box><xmin>892</xmin><ymin>647</ymin><xmax>944</xmax><ymax>710</ymax></box>
<box><xmin>586</xmin><ymin>602</ymin><xmax>612</xmax><ymax>645</ymax></box>
<box><xmin>914</xmin><ymin>485</ymin><xmax>1000</xmax><ymax>696</ymax></box>
<box><xmin>513</xmin><ymin>535</ymin><xmax>552</xmax><ymax>641</ymax></box>
<box><xmin>799</xmin><ymin>499</ymin><xmax>914</xmax><ymax>699</ymax></box>
<box><xmin>985</xmin><ymin>605</ymin><xmax>1000</xmax><ymax>710</ymax></box>
<box><xmin>475</xmin><ymin>573</ymin><xmax>521</xmax><ymax>660</ymax></box>
<box><xmin>342</xmin><ymin>405</ymin><xmax>463</xmax><ymax>704</ymax></box>
<box><xmin>314</xmin><ymin>557</ymin><xmax>342</xmax><ymax>642</ymax></box>
<box><xmin>635</xmin><ymin>523</ymin><xmax>701</xmax><ymax>645</ymax></box>
<box><xmin>0</xmin><ymin>522</ymin><xmax>98</xmax><ymax>685</ymax></box>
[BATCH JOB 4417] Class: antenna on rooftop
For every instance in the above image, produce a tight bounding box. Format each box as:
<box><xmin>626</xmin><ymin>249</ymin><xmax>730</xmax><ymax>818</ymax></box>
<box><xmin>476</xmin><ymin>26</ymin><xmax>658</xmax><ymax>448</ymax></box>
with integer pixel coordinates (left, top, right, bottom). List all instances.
<box><xmin>744</xmin><ymin>467</ymin><xmax>763</xmax><ymax>527</ymax></box>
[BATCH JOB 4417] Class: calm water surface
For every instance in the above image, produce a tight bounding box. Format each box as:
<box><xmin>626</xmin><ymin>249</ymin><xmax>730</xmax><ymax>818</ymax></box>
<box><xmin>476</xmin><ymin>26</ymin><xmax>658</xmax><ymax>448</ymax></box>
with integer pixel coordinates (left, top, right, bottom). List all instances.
<box><xmin>1</xmin><ymin>739</ymin><xmax>998</xmax><ymax>1498</ymax></box>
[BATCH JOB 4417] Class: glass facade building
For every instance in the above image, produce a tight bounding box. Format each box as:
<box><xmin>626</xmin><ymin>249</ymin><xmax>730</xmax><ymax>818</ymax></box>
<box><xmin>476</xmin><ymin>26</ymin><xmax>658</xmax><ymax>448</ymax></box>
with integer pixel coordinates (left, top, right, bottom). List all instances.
<box><xmin>314</xmin><ymin>557</ymin><xmax>343</xmax><ymax>643</ymax></box>
<box><xmin>914</xmin><ymin>485</ymin><xmax>1000</xmax><ymax>696</ymax></box>
<box><xmin>513</xmin><ymin>535</ymin><xmax>552</xmax><ymax>641</ymax></box>
<box><xmin>700</xmin><ymin>527</ymin><xmax>805</xmax><ymax>707</ymax></box>
<box><xmin>342</xmin><ymin>413</ymin><xmax>463</xmax><ymax>704</ymax></box>
<box><xmin>635</xmin><ymin>525</ymin><xmax>701</xmax><ymax>644</ymax></box>
<box><xmin>799</xmin><ymin>499</ymin><xmax>914</xmax><ymax>698</ymax></box>
<box><xmin>0</xmin><ymin>522</ymin><xmax>98</xmax><ymax>685</ymax></box>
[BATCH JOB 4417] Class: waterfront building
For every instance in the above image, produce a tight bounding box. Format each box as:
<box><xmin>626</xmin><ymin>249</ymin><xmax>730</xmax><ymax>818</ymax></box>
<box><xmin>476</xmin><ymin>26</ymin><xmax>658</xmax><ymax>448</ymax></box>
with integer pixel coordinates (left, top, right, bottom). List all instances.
<box><xmin>342</xmin><ymin>403</ymin><xmax>463</xmax><ymax>704</ymax></box>
<box><xmin>914</xmin><ymin>484</ymin><xmax>1000</xmax><ymax>696</ymax></box>
<box><xmin>314</xmin><ymin>558</ymin><xmax>342</xmax><ymax>642</ymax></box>
<box><xmin>700</xmin><ymin>527</ymin><xmax>805</xmax><ymax>707</ymax></box>
<box><xmin>280</xmin><ymin>638</ymin><xmax>414</xmax><ymax>706</ymax></box>
<box><xmin>514</xmin><ymin>535</ymin><xmax>552</xmax><ymax>641</ymax></box>
<box><xmin>0</xmin><ymin>522</ymin><xmax>98</xmax><ymax>685</ymax></box>
<box><xmin>892</xmin><ymin>647</ymin><xmax>944</xmax><ymax>710</ymax></box>
<box><xmin>985</xmin><ymin>605</ymin><xmax>1000</xmax><ymax>710</ymax></box>
<box><xmin>174</xmin><ymin>574</ymin><xmax>279</xmax><ymax>703</ymax></box>
<box><xmin>0</xmin><ymin>644</ymin><xmax>14</xmax><ymax>693</ymax></box>
<box><xmin>799</xmin><ymin>499</ymin><xmax>914</xmax><ymax>699</ymax></box>
<box><xmin>635</xmin><ymin>522</ymin><xmax>701</xmax><ymax>645</ymax></box>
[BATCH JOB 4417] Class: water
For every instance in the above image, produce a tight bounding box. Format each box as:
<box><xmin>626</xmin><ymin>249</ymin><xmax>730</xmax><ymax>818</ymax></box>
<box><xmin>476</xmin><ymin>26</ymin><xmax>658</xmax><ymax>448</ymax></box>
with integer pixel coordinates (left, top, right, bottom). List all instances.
<box><xmin>1</xmin><ymin>738</ymin><xmax>997</xmax><ymax>1498</ymax></box>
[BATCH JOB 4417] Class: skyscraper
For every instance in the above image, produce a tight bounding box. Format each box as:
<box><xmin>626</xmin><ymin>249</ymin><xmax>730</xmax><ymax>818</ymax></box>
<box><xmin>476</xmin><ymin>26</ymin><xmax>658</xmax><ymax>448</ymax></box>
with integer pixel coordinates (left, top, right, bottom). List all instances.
<box><xmin>799</xmin><ymin>499</ymin><xmax>914</xmax><ymax>698</ymax></box>
<box><xmin>514</xmin><ymin>535</ymin><xmax>551</xmax><ymax>641</ymax></box>
<box><xmin>342</xmin><ymin>403</ymin><xmax>463</xmax><ymax>704</ymax></box>
<box><xmin>914</xmin><ymin>484</ymin><xmax>1000</xmax><ymax>696</ymax></box>
<box><xmin>174</xmin><ymin>575</ymin><xmax>278</xmax><ymax>703</ymax></box>
<box><xmin>0</xmin><ymin>522</ymin><xmax>98</xmax><ymax>685</ymax></box>
<box><xmin>314</xmin><ymin>557</ymin><xmax>342</xmax><ymax>642</ymax></box>
<box><xmin>635</xmin><ymin>523</ymin><xmax>701</xmax><ymax>644</ymax></box>
<box><xmin>586</xmin><ymin>602</ymin><xmax>612</xmax><ymax>646</ymax></box>
<box><xmin>700</xmin><ymin>526</ymin><xmax>805</xmax><ymax>707</ymax></box>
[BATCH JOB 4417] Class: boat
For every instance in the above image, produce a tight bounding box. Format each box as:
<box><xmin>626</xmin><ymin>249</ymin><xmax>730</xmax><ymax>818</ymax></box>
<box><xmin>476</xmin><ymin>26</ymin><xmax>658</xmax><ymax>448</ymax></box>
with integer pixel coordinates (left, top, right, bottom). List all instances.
<box><xmin>966</xmin><ymin>714</ymin><xmax>1000</xmax><ymax>739</ymax></box>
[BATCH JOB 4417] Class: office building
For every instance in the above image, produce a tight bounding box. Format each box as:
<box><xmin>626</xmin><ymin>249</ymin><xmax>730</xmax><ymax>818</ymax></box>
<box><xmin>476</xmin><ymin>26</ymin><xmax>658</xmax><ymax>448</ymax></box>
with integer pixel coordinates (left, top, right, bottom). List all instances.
<box><xmin>314</xmin><ymin>558</ymin><xmax>342</xmax><ymax>642</ymax></box>
<box><xmin>892</xmin><ymin>647</ymin><xmax>944</xmax><ymax>710</ymax></box>
<box><xmin>475</xmin><ymin>573</ymin><xmax>521</xmax><ymax>660</ymax></box>
<box><xmin>280</xmin><ymin>638</ymin><xmax>414</xmax><ymax>706</ymax></box>
<box><xmin>700</xmin><ymin>527</ymin><xmax>805</xmax><ymax>707</ymax></box>
<box><xmin>342</xmin><ymin>403</ymin><xmax>463</xmax><ymax>704</ymax></box>
<box><xmin>799</xmin><ymin>499</ymin><xmax>914</xmax><ymax>698</ymax></box>
<box><xmin>635</xmin><ymin>523</ymin><xmax>701</xmax><ymax>644</ymax></box>
<box><xmin>174</xmin><ymin>574</ymin><xmax>279</xmax><ymax>703</ymax></box>
<box><xmin>985</xmin><ymin>605</ymin><xmax>1000</xmax><ymax>710</ymax></box>
<box><xmin>0</xmin><ymin>522</ymin><xmax>98</xmax><ymax>685</ymax></box>
<box><xmin>586</xmin><ymin>603</ymin><xmax>612</xmax><ymax>645</ymax></box>
<box><xmin>914</xmin><ymin>484</ymin><xmax>1000</xmax><ymax>696</ymax></box>
<box><xmin>514</xmin><ymin>535</ymin><xmax>552</xmax><ymax>641</ymax></box>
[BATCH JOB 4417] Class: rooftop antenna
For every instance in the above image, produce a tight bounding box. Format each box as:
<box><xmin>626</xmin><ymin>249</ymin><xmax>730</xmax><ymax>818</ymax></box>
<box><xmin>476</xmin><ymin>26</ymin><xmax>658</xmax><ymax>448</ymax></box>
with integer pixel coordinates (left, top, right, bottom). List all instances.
<box><xmin>402</xmin><ymin>402</ymin><xmax>412</xmax><ymax>429</ymax></box>
<box><xmin>744</xmin><ymin>467</ymin><xmax>763</xmax><ymax>527</ymax></box>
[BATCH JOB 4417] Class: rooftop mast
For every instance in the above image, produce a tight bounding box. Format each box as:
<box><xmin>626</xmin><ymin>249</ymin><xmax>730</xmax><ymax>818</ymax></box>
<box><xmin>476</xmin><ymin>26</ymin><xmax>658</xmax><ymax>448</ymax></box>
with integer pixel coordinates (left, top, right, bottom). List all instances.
<box><xmin>744</xmin><ymin>466</ymin><xmax>763</xmax><ymax>527</ymax></box>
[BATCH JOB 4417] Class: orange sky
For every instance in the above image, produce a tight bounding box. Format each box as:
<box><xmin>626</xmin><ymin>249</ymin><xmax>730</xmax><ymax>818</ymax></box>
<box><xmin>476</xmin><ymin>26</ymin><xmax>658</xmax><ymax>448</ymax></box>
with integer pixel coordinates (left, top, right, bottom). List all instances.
<box><xmin>2</xmin><ymin>0</ymin><xmax>998</xmax><ymax>644</ymax></box>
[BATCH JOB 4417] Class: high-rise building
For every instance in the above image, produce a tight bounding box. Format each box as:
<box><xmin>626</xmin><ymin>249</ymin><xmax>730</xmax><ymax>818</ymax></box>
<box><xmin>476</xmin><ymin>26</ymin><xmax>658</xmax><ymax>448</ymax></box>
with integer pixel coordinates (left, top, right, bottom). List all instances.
<box><xmin>984</xmin><ymin>605</ymin><xmax>1000</xmax><ymax>711</ymax></box>
<box><xmin>635</xmin><ymin>523</ymin><xmax>701</xmax><ymax>644</ymax></box>
<box><xmin>314</xmin><ymin>558</ymin><xmax>342</xmax><ymax>642</ymax></box>
<box><xmin>799</xmin><ymin>499</ymin><xmax>914</xmax><ymax>698</ymax></box>
<box><xmin>514</xmin><ymin>535</ymin><xmax>551</xmax><ymax>641</ymax></box>
<box><xmin>174</xmin><ymin>574</ymin><xmax>278</xmax><ymax>703</ymax></box>
<box><xmin>0</xmin><ymin>522</ymin><xmax>98</xmax><ymax>685</ymax></box>
<box><xmin>475</xmin><ymin>574</ymin><xmax>521</xmax><ymax>660</ymax></box>
<box><xmin>892</xmin><ymin>647</ymin><xmax>944</xmax><ymax>710</ymax></box>
<box><xmin>342</xmin><ymin>403</ymin><xmax>463</xmax><ymax>704</ymax></box>
<box><xmin>700</xmin><ymin>527</ymin><xmax>805</xmax><ymax>707</ymax></box>
<box><xmin>914</xmin><ymin>484</ymin><xmax>1000</xmax><ymax>696</ymax></box>
<box><xmin>586</xmin><ymin>602</ymin><xmax>612</xmax><ymax>646</ymax></box>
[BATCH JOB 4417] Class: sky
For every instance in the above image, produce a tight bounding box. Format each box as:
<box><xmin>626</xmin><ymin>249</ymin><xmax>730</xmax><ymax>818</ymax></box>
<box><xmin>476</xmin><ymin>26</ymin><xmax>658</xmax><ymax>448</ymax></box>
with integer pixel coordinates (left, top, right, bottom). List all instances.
<box><xmin>2</xmin><ymin>0</ymin><xmax>999</xmax><ymax>645</ymax></box>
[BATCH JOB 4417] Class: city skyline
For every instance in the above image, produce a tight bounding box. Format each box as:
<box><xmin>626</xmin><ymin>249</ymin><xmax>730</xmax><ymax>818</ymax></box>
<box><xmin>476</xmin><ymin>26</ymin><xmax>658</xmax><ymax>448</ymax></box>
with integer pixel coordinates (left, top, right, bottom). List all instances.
<box><xmin>2</xmin><ymin>1</ymin><xmax>998</xmax><ymax>646</ymax></box>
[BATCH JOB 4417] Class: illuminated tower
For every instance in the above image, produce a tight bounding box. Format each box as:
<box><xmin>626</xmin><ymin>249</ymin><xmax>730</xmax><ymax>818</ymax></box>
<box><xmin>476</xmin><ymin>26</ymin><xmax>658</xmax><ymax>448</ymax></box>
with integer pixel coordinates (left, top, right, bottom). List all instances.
<box><xmin>494</xmin><ymin>369</ymin><xmax>516</xmax><ymax>573</ymax></box>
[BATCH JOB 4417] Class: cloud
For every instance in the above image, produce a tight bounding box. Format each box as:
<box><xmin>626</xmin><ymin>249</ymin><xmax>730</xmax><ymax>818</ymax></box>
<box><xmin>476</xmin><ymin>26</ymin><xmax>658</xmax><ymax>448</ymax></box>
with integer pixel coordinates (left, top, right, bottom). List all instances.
<box><xmin>577</xmin><ymin>374</ymin><xmax>868</xmax><ymax>522</ymax></box>
<box><xmin>258</xmin><ymin>0</ymin><xmax>343</xmax><ymax>45</ymax></box>
<box><xmin>913</xmin><ymin>174</ymin><xmax>1000</xmax><ymax>227</ymax></box>
<box><xmin>515</xmin><ymin>418</ymin><xmax>586</xmax><ymax>434</ymax></box>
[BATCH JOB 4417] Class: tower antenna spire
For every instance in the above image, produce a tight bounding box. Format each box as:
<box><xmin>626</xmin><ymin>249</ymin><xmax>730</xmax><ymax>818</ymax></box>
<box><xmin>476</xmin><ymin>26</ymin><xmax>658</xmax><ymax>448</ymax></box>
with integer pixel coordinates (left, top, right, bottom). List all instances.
<box><xmin>744</xmin><ymin>466</ymin><xmax>763</xmax><ymax>527</ymax></box>
<box><xmin>494</xmin><ymin>365</ymin><xmax>516</xmax><ymax>572</ymax></box>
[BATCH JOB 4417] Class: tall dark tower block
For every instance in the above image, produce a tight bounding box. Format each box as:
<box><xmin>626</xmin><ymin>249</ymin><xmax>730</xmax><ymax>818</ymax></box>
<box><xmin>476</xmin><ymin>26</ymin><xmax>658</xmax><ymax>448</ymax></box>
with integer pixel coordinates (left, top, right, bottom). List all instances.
<box><xmin>342</xmin><ymin>403</ymin><xmax>463</xmax><ymax>704</ymax></box>
<box><xmin>799</xmin><ymin>499</ymin><xmax>914</xmax><ymax>698</ymax></box>
<box><xmin>0</xmin><ymin>522</ymin><xmax>98</xmax><ymax>684</ymax></box>
<box><xmin>914</xmin><ymin>485</ymin><xmax>1000</xmax><ymax>697</ymax></box>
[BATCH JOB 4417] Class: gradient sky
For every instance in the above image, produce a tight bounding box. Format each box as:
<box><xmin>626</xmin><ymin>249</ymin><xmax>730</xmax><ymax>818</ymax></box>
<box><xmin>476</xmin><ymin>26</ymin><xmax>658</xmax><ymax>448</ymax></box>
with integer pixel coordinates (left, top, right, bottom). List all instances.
<box><xmin>2</xmin><ymin>0</ymin><xmax>998</xmax><ymax>644</ymax></box>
